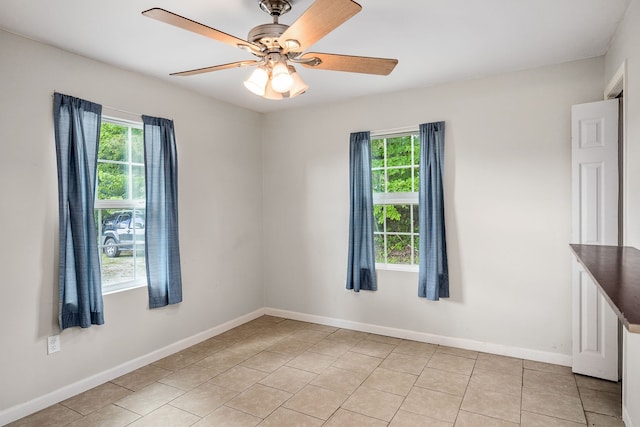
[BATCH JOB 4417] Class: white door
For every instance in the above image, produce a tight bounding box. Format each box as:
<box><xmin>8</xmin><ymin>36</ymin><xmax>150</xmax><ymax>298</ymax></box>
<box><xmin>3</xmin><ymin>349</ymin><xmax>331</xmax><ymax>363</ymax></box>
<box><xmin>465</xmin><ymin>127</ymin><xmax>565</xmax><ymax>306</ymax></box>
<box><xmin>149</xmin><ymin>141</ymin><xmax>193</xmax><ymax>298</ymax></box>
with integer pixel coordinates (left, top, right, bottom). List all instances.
<box><xmin>571</xmin><ymin>99</ymin><xmax>620</xmax><ymax>381</ymax></box>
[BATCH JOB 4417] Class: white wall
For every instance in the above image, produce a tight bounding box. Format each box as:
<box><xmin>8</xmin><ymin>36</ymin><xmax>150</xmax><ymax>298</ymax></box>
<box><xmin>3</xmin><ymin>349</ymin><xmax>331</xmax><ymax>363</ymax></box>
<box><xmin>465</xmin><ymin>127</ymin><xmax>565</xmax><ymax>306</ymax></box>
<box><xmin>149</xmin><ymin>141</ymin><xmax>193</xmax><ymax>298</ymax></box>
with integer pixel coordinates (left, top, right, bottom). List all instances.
<box><xmin>262</xmin><ymin>58</ymin><xmax>605</xmax><ymax>360</ymax></box>
<box><xmin>0</xmin><ymin>29</ymin><xmax>264</xmax><ymax>414</ymax></box>
<box><xmin>606</xmin><ymin>2</ymin><xmax>640</xmax><ymax>424</ymax></box>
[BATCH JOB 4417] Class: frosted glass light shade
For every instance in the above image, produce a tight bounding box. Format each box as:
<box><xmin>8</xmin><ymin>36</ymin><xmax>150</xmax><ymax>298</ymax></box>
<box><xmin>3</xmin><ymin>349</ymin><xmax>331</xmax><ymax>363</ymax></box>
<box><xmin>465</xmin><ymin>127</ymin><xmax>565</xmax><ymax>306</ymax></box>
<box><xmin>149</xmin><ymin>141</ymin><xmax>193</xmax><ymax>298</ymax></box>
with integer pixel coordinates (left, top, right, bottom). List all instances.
<box><xmin>271</xmin><ymin>61</ymin><xmax>293</xmax><ymax>93</ymax></box>
<box><xmin>288</xmin><ymin>67</ymin><xmax>308</xmax><ymax>98</ymax></box>
<box><xmin>244</xmin><ymin>67</ymin><xmax>269</xmax><ymax>96</ymax></box>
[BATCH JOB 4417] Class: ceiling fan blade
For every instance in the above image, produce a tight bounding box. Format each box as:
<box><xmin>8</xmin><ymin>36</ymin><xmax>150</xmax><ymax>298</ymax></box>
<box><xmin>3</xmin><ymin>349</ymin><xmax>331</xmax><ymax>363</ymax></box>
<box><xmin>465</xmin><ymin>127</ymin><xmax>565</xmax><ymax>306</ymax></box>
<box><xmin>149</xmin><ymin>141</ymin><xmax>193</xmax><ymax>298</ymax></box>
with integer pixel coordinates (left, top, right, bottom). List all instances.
<box><xmin>170</xmin><ymin>60</ymin><xmax>261</xmax><ymax>77</ymax></box>
<box><xmin>300</xmin><ymin>53</ymin><xmax>398</xmax><ymax>75</ymax></box>
<box><xmin>142</xmin><ymin>8</ymin><xmax>262</xmax><ymax>54</ymax></box>
<box><xmin>278</xmin><ymin>0</ymin><xmax>362</xmax><ymax>52</ymax></box>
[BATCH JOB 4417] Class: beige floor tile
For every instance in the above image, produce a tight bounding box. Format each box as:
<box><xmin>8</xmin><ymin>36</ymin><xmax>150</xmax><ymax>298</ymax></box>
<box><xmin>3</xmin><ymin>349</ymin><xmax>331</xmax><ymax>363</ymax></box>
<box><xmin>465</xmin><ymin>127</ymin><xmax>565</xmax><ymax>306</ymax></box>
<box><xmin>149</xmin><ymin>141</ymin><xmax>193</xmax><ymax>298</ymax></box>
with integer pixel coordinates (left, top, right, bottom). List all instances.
<box><xmin>189</xmin><ymin>338</ymin><xmax>230</xmax><ymax>356</ymax></box>
<box><xmin>111</xmin><ymin>365</ymin><xmax>173</xmax><ymax>391</ymax></box>
<box><xmin>170</xmin><ymin>382</ymin><xmax>238</xmax><ymax>417</ymax></box>
<box><xmin>415</xmin><ymin>367</ymin><xmax>470</xmax><ymax>397</ymax></box>
<box><xmin>214</xmin><ymin>328</ymin><xmax>255</xmax><ymax>343</ymax></box>
<box><xmin>469</xmin><ymin>368</ymin><xmax>522</xmax><ymax>396</ymax></box>
<box><xmin>342</xmin><ymin>386</ymin><xmax>405</xmax><ymax>422</ymax></box>
<box><xmin>427</xmin><ymin>352</ymin><xmax>476</xmax><ymax>376</ymax></box>
<box><xmin>585</xmin><ymin>411</ymin><xmax>625</xmax><ymax>426</ymax></box>
<box><xmin>241</xmin><ymin>351</ymin><xmax>291</xmax><ymax>373</ymax></box>
<box><xmin>326</xmin><ymin>408</ymin><xmax>389</xmax><ymax>426</ymax></box>
<box><xmin>195</xmin><ymin>349</ymin><xmax>249</xmax><ymax>374</ymax></box>
<box><xmin>393</xmin><ymin>340</ymin><xmax>438</xmax><ymax>357</ymax></box>
<box><xmin>455</xmin><ymin>410</ymin><xmax>519</xmax><ymax>426</ymax></box>
<box><xmin>523</xmin><ymin>369</ymin><xmax>579</xmax><ymax>397</ymax></box>
<box><xmin>362</xmin><ymin>367</ymin><xmax>417</xmax><ymax>396</ymax></box>
<box><xmin>127</xmin><ymin>404</ymin><xmax>200</xmax><ymax>426</ymax></box>
<box><xmin>400</xmin><ymin>386</ymin><xmax>462</xmax><ymax>423</ymax></box>
<box><xmin>474</xmin><ymin>353</ymin><xmax>523</xmax><ymax>376</ymax></box>
<box><xmin>114</xmin><ymin>382</ymin><xmax>184</xmax><ymax>416</ymax></box>
<box><xmin>307</xmin><ymin>340</ymin><xmax>354</xmax><ymax>358</ymax></box>
<box><xmin>436</xmin><ymin>346</ymin><xmax>479</xmax><ymax>360</ymax></box>
<box><xmin>283</xmin><ymin>384</ymin><xmax>348</xmax><ymax>420</ymax></box>
<box><xmin>575</xmin><ymin>375</ymin><xmax>622</xmax><ymax>395</ymax></box>
<box><xmin>226</xmin><ymin>384</ymin><xmax>292</xmax><ymax>418</ymax></box>
<box><xmin>7</xmin><ymin>404</ymin><xmax>83</xmax><ymax>427</ymax></box>
<box><xmin>225</xmin><ymin>341</ymin><xmax>270</xmax><ymax>359</ymax></box>
<box><xmin>326</xmin><ymin>329</ymin><xmax>369</xmax><ymax>345</ymax></box>
<box><xmin>305</xmin><ymin>323</ymin><xmax>339</xmax><ymax>333</ymax></box>
<box><xmin>258</xmin><ymin>407</ymin><xmax>324</xmax><ymax>426</ymax></box>
<box><xmin>259</xmin><ymin>365</ymin><xmax>317</xmax><ymax>394</ymax></box>
<box><xmin>209</xmin><ymin>365</ymin><xmax>267</xmax><ymax>391</ymax></box>
<box><xmin>310</xmin><ymin>366</ymin><xmax>364</xmax><ymax>395</ymax></box>
<box><xmin>65</xmin><ymin>404</ymin><xmax>140</xmax><ymax>427</ymax></box>
<box><xmin>367</xmin><ymin>334</ymin><xmax>403</xmax><ymax>345</ymax></box>
<box><xmin>159</xmin><ymin>364</ymin><xmax>216</xmax><ymax>391</ymax></box>
<box><xmin>390</xmin><ymin>410</ymin><xmax>453</xmax><ymax>426</ymax></box>
<box><xmin>522</xmin><ymin>387</ymin><xmax>586</xmax><ymax>424</ymax></box>
<box><xmin>521</xmin><ymin>411</ymin><xmax>588</xmax><ymax>426</ymax></box>
<box><xmin>265</xmin><ymin>337</ymin><xmax>312</xmax><ymax>356</ymax></box>
<box><xmin>332</xmin><ymin>351</ymin><xmax>383</xmax><ymax>376</ymax></box>
<box><xmin>523</xmin><ymin>360</ymin><xmax>573</xmax><ymax>376</ymax></box>
<box><xmin>286</xmin><ymin>328</ymin><xmax>332</xmax><ymax>343</ymax></box>
<box><xmin>62</xmin><ymin>382</ymin><xmax>132</xmax><ymax>415</ymax></box>
<box><xmin>461</xmin><ymin>386</ymin><xmax>521</xmax><ymax>423</ymax></box>
<box><xmin>192</xmin><ymin>405</ymin><xmax>261</xmax><ymax>427</ymax></box>
<box><xmin>285</xmin><ymin>351</ymin><xmax>336</xmax><ymax>374</ymax></box>
<box><xmin>578</xmin><ymin>387</ymin><xmax>622</xmax><ymax>418</ymax></box>
<box><xmin>152</xmin><ymin>350</ymin><xmax>205</xmax><ymax>371</ymax></box>
<box><xmin>380</xmin><ymin>352</ymin><xmax>429</xmax><ymax>375</ymax></box>
<box><xmin>351</xmin><ymin>339</ymin><xmax>397</xmax><ymax>358</ymax></box>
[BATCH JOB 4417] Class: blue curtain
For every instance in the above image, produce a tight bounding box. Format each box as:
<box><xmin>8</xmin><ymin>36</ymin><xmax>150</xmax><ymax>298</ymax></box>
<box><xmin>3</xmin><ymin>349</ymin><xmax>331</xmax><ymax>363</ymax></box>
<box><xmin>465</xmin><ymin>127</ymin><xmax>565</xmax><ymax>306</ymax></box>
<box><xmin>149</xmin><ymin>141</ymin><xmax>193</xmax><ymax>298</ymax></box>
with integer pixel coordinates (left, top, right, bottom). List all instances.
<box><xmin>53</xmin><ymin>93</ymin><xmax>104</xmax><ymax>329</ymax></box>
<box><xmin>346</xmin><ymin>131</ymin><xmax>377</xmax><ymax>292</ymax></box>
<box><xmin>142</xmin><ymin>115</ymin><xmax>183</xmax><ymax>308</ymax></box>
<box><xmin>418</xmin><ymin>122</ymin><xmax>449</xmax><ymax>300</ymax></box>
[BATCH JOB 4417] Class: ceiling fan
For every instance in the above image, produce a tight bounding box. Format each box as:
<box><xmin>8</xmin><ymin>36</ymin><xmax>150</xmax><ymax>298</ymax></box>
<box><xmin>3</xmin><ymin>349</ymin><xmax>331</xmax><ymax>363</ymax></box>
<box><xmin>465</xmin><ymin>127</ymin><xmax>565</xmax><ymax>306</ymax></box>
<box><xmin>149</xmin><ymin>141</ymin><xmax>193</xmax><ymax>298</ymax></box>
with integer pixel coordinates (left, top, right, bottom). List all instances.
<box><xmin>142</xmin><ymin>0</ymin><xmax>398</xmax><ymax>100</ymax></box>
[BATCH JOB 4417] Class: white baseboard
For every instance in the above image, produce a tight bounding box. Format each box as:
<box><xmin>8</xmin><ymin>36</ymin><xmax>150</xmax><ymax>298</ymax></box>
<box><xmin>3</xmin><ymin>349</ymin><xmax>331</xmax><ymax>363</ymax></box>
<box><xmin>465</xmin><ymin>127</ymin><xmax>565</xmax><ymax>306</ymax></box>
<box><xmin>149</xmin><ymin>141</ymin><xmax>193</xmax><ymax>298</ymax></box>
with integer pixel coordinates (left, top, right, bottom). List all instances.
<box><xmin>0</xmin><ymin>308</ymin><xmax>266</xmax><ymax>426</ymax></box>
<box><xmin>264</xmin><ymin>307</ymin><xmax>573</xmax><ymax>367</ymax></box>
<box><xmin>624</xmin><ymin>405</ymin><xmax>636</xmax><ymax>427</ymax></box>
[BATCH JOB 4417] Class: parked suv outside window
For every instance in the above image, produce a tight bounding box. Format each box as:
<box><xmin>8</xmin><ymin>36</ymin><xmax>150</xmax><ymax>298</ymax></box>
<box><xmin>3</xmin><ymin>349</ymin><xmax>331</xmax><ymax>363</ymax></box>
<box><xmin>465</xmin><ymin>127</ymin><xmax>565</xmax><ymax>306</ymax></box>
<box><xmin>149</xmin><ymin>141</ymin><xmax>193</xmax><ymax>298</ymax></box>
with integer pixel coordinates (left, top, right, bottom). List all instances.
<box><xmin>101</xmin><ymin>210</ymin><xmax>145</xmax><ymax>258</ymax></box>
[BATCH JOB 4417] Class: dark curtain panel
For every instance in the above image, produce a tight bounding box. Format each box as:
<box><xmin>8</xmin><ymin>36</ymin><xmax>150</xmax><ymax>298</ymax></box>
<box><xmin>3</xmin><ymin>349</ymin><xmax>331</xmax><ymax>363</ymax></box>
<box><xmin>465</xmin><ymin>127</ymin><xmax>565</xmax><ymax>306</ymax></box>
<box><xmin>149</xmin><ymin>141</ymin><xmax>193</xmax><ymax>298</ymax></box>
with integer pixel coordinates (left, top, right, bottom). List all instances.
<box><xmin>418</xmin><ymin>122</ymin><xmax>449</xmax><ymax>300</ymax></box>
<box><xmin>142</xmin><ymin>115</ymin><xmax>182</xmax><ymax>308</ymax></box>
<box><xmin>53</xmin><ymin>93</ymin><xmax>104</xmax><ymax>329</ymax></box>
<box><xmin>346</xmin><ymin>131</ymin><xmax>377</xmax><ymax>292</ymax></box>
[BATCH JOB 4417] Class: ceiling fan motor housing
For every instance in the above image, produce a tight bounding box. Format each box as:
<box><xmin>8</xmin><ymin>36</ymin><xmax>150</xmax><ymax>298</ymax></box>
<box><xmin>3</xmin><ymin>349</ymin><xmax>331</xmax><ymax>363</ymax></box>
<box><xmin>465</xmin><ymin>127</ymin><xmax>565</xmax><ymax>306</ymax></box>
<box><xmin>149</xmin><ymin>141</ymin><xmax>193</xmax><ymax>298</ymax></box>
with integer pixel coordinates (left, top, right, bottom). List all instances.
<box><xmin>259</xmin><ymin>0</ymin><xmax>292</xmax><ymax>17</ymax></box>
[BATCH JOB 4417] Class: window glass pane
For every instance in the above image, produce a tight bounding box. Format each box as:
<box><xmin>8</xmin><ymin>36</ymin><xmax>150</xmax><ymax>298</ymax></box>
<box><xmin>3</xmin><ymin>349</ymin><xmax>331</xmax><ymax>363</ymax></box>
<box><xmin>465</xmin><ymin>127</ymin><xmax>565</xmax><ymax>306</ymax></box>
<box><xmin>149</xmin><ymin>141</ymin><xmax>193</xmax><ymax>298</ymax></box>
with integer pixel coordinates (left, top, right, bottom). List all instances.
<box><xmin>372</xmin><ymin>170</ymin><xmax>385</xmax><ymax>193</ymax></box>
<box><xmin>386</xmin><ymin>136</ymin><xmax>412</xmax><ymax>167</ymax></box>
<box><xmin>387</xmin><ymin>167</ymin><xmax>412</xmax><ymax>192</ymax></box>
<box><xmin>99</xmin><ymin>123</ymin><xmax>128</xmax><ymax>162</ymax></box>
<box><xmin>413</xmin><ymin>167</ymin><xmax>420</xmax><ymax>192</ymax></box>
<box><xmin>98</xmin><ymin>208</ymin><xmax>146</xmax><ymax>286</ymax></box>
<box><xmin>97</xmin><ymin>163</ymin><xmax>128</xmax><ymax>200</ymax></box>
<box><xmin>374</xmin><ymin>235</ymin><xmax>385</xmax><ymax>263</ymax></box>
<box><xmin>413</xmin><ymin>235</ymin><xmax>419</xmax><ymax>263</ymax></box>
<box><xmin>131</xmin><ymin>128</ymin><xmax>144</xmax><ymax>163</ymax></box>
<box><xmin>373</xmin><ymin>205</ymin><xmax>385</xmax><ymax>232</ymax></box>
<box><xmin>132</xmin><ymin>165</ymin><xmax>145</xmax><ymax>200</ymax></box>
<box><xmin>413</xmin><ymin>137</ymin><xmax>420</xmax><ymax>166</ymax></box>
<box><xmin>386</xmin><ymin>205</ymin><xmax>411</xmax><ymax>233</ymax></box>
<box><xmin>371</xmin><ymin>138</ymin><xmax>385</xmax><ymax>169</ymax></box>
<box><xmin>387</xmin><ymin>234</ymin><xmax>412</xmax><ymax>264</ymax></box>
<box><xmin>413</xmin><ymin>204</ymin><xmax>419</xmax><ymax>233</ymax></box>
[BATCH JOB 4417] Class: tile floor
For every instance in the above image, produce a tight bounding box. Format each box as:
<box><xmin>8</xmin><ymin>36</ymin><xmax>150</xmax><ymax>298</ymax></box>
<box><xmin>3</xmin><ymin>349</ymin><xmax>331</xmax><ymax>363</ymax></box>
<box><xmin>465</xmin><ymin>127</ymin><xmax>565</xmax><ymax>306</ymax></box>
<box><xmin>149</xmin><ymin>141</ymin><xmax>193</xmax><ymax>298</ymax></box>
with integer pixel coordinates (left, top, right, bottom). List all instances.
<box><xmin>9</xmin><ymin>316</ymin><xmax>625</xmax><ymax>426</ymax></box>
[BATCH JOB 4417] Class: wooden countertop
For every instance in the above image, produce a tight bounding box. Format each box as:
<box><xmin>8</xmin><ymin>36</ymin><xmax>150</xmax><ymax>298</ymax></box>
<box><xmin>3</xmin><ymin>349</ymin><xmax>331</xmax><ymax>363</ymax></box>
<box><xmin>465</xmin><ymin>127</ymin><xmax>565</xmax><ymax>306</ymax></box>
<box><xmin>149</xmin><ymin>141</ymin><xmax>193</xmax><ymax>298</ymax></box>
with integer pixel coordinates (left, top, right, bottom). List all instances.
<box><xmin>570</xmin><ymin>244</ymin><xmax>640</xmax><ymax>333</ymax></box>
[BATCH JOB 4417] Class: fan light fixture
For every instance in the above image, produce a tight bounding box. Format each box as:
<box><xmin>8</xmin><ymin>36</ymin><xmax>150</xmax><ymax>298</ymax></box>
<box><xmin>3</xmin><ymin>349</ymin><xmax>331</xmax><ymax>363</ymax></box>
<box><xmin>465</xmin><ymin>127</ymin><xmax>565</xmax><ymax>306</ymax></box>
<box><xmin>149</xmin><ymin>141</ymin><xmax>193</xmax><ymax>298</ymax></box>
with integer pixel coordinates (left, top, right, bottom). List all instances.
<box><xmin>243</xmin><ymin>58</ymin><xmax>308</xmax><ymax>100</ymax></box>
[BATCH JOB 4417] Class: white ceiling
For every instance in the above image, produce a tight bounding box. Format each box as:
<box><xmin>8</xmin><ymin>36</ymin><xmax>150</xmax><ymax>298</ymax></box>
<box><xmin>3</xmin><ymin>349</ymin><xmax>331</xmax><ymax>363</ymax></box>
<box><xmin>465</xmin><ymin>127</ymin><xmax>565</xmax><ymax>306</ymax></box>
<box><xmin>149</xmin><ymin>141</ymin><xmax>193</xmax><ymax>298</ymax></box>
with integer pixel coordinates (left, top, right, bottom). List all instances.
<box><xmin>0</xmin><ymin>0</ymin><xmax>631</xmax><ymax>113</ymax></box>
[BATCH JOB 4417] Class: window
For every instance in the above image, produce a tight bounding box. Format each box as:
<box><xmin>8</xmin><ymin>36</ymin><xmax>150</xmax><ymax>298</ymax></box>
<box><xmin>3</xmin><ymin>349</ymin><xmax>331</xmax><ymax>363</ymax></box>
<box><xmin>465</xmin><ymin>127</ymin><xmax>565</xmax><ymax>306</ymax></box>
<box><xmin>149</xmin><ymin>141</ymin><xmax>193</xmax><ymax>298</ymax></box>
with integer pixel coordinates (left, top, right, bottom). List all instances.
<box><xmin>95</xmin><ymin>117</ymin><xmax>146</xmax><ymax>293</ymax></box>
<box><xmin>372</xmin><ymin>131</ymin><xmax>420</xmax><ymax>269</ymax></box>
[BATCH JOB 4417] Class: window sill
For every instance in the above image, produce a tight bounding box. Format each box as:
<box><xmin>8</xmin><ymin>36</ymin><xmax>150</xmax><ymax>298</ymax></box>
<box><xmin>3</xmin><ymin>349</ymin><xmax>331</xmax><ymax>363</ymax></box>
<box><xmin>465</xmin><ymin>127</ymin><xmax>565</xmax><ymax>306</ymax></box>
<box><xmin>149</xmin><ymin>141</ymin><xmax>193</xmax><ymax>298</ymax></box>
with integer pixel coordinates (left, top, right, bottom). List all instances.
<box><xmin>103</xmin><ymin>281</ymin><xmax>147</xmax><ymax>296</ymax></box>
<box><xmin>376</xmin><ymin>263</ymin><xmax>418</xmax><ymax>273</ymax></box>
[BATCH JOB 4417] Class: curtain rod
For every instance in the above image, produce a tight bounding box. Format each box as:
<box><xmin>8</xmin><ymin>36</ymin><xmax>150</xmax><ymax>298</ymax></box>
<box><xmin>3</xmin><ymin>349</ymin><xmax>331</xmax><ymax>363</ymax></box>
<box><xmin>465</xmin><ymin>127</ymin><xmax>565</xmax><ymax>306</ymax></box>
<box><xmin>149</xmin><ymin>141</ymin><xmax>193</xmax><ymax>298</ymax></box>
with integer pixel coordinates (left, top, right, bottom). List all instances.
<box><xmin>52</xmin><ymin>91</ymin><xmax>142</xmax><ymax>118</ymax></box>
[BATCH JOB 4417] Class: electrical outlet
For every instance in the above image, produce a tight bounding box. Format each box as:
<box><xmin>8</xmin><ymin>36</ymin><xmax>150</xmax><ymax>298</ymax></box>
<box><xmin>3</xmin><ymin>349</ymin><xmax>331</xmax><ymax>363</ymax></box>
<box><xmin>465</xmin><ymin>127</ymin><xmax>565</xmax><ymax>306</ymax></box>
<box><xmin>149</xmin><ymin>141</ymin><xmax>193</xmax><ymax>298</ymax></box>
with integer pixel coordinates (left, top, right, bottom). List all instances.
<box><xmin>47</xmin><ymin>335</ymin><xmax>61</xmax><ymax>354</ymax></box>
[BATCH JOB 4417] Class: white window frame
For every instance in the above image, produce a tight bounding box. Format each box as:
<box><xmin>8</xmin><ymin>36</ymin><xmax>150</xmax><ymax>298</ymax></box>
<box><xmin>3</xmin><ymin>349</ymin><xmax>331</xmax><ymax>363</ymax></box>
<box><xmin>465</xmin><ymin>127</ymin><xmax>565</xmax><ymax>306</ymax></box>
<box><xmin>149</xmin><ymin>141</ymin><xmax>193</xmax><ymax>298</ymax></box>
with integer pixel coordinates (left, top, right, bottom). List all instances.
<box><xmin>372</xmin><ymin>130</ymin><xmax>420</xmax><ymax>272</ymax></box>
<box><xmin>95</xmin><ymin>116</ymin><xmax>147</xmax><ymax>294</ymax></box>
